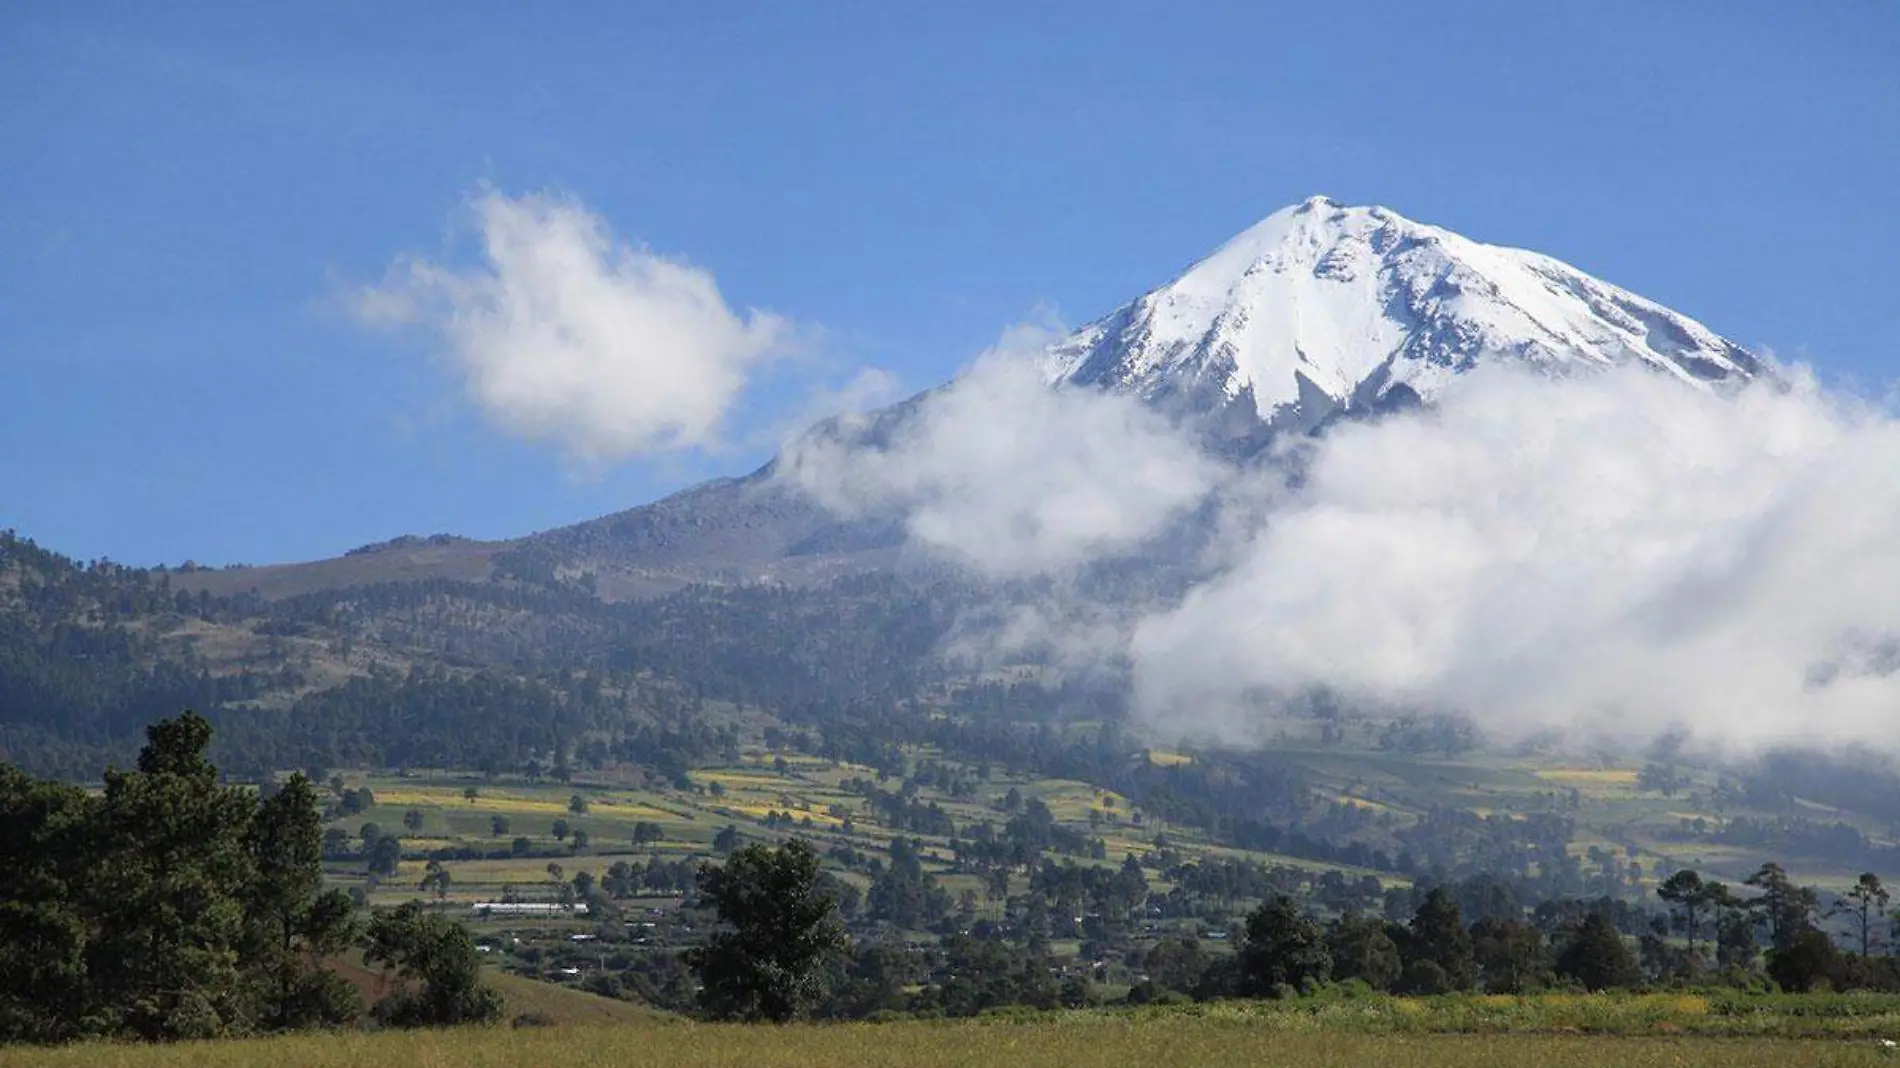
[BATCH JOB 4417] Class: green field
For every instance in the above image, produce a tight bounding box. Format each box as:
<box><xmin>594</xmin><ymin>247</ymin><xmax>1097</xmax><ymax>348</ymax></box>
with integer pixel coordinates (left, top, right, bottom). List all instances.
<box><xmin>329</xmin><ymin>752</ymin><xmax>1304</xmax><ymax>919</ymax></box>
<box><xmin>11</xmin><ymin>1006</ymin><xmax>1895</xmax><ymax>1068</ymax></box>
<box><xmin>320</xmin><ymin>735</ymin><xmax>1897</xmax><ymax>1001</ymax></box>
<box><xmin>330</xmin><ymin>736</ymin><xmax>1808</xmax><ymax>918</ymax></box>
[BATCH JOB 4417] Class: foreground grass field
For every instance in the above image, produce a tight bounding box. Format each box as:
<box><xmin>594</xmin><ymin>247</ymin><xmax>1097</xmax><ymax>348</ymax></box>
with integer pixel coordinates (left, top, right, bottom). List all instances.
<box><xmin>10</xmin><ymin>1013</ymin><xmax>1892</xmax><ymax>1068</ymax></box>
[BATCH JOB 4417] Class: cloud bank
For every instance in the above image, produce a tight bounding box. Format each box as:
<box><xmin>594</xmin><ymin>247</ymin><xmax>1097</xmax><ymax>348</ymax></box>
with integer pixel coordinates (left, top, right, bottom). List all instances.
<box><xmin>358</xmin><ymin>191</ymin><xmax>783</xmax><ymax>463</ymax></box>
<box><xmin>1131</xmin><ymin>365</ymin><xmax>1900</xmax><ymax>752</ymax></box>
<box><xmin>787</xmin><ymin>349</ymin><xmax>1900</xmax><ymax>754</ymax></box>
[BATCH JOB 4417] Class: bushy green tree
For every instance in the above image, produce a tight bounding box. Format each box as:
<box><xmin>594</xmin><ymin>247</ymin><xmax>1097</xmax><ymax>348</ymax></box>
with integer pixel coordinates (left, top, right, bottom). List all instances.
<box><xmin>1470</xmin><ymin>916</ymin><xmax>1548</xmax><ymax>994</ymax></box>
<box><xmin>865</xmin><ymin>837</ymin><xmax>949</xmax><ymax>930</ymax></box>
<box><xmin>1403</xmin><ymin>887</ymin><xmax>1476</xmax><ymax>992</ymax></box>
<box><xmin>1142</xmin><ymin>936</ymin><xmax>1211</xmax><ymax>995</ymax></box>
<box><xmin>364</xmin><ymin>902</ymin><xmax>502</xmax><ymax>1027</ymax></box>
<box><xmin>367</xmin><ymin>834</ymin><xmax>403</xmax><ymax>877</ymax></box>
<box><xmin>1238</xmin><ymin>895</ymin><xmax>1331</xmax><ymax>996</ymax></box>
<box><xmin>821</xmin><ymin>939</ymin><xmax>916</xmax><ymax>1018</ymax></box>
<box><xmin>1767</xmin><ymin>928</ymin><xmax>1843</xmax><ymax>993</ymax></box>
<box><xmin>1326</xmin><ymin>914</ymin><xmax>1402</xmax><ymax>992</ymax></box>
<box><xmin>687</xmin><ymin>838</ymin><xmax>847</xmax><ymax>1022</ymax></box>
<box><xmin>922</xmin><ymin>934</ymin><xmax>1058</xmax><ymax>1016</ymax></box>
<box><xmin>1554</xmin><ymin>911</ymin><xmax>1640</xmax><ymax>991</ymax></box>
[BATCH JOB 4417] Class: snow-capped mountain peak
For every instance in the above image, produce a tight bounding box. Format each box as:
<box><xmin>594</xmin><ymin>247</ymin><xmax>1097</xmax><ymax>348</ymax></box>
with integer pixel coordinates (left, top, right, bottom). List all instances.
<box><xmin>1041</xmin><ymin>197</ymin><xmax>1760</xmax><ymax>431</ymax></box>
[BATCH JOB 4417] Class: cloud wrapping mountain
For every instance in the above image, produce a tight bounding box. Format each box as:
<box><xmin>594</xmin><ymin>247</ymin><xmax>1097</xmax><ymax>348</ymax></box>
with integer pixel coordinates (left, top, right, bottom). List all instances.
<box><xmin>1131</xmin><ymin>364</ymin><xmax>1900</xmax><ymax>752</ymax></box>
<box><xmin>782</xmin><ymin>319</ymin><xmax>1223</xmax><ymax>578</ymax></box>
<box><xmin>360</xmin><ymin>190</ymin><xmax>1900</xmax><ymax>754</ymax></box>
<box><xmin>781</xmin><ymin>198</ymin><xmax>1900</xmax><ymax>754</ymax></box>
<box><xmin>358</xmin><ymin>191</ymin><xmax>783</xmax><ymax>463</ymax></box>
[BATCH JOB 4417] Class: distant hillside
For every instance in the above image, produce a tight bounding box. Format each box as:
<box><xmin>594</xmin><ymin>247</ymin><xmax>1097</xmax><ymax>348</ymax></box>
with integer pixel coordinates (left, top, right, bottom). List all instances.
<box><xmin>12</xmin><ymin>523</ymin><xmax>1900</xmax><ymax>891</ymax></box>
<box><xmin>171</xmin><ymin>465</ymin><xmax>906</xmax><ymax>605</ymax></box>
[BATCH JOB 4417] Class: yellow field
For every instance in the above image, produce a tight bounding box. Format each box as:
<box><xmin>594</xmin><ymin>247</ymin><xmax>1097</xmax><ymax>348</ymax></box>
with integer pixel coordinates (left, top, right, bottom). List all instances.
<box><xmin>1146</xmin><ymin>749</ymin><xmax>1193</xmax><ymax>767</ymax></box>
<box><xmin>1535</xmin><ymin>768</ymin><xmax>1641</xmax><ymax>786</ymax></box>
<box><xmin>368</xmin><ymin>788</ymin><xmax>676</xmax><ymax>821</ymax></box>
<box><xmin>711</xmin><ymin>802</ymin><xmax>848</xmax><ymax>828</ymax></box>
<box><xmin>1331</xmin><ymin>793</ymin><xmax>1397</xmax><ymax>813</ymax></box>
<box><xmin>431</xmin><ymin>857</ymin><xmax>607</xmax><ymax>883</ymax></box>
<box><xmin>1031</xmin><ymin>779</ymin><xmax>1130</xmax><ymax>816</ymax></box>
<box><xmin>693</xmin><ymin>770</ymin><xmax>794</xmax><ymax>789</ymax></box>
<box><xmin>8</xmin><ymin>1016</ymin><xmax>1881</xmax><ymax>1068</ymax></box>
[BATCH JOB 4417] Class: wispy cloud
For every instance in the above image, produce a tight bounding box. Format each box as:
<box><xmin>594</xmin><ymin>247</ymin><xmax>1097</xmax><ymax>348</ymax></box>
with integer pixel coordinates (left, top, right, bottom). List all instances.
<box><xmin>781</xmin><ymin>314</ymin><xmax>1223</xmax><ymax>578</ymax></box>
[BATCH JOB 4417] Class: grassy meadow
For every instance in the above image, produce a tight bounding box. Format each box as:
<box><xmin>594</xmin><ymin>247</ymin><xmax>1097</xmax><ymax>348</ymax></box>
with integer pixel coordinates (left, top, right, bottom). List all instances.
<box><xmin>13</xmin><ymin>1001</ymin><xmax>1900</xmax><ymax>1068</ymax></box>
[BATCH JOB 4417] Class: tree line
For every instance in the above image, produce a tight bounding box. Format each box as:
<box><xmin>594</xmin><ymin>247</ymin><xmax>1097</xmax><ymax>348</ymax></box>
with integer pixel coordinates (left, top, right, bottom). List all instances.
<box><xmin>0</xmin><ymin>713</ymin><xmax>499</xmax><ymax>1045</ymax></box>
<box><xmin>14</xmin><ymin>526</ymin><xmax>1900</xmax><ymax>881</ymax></box>
<box><xmin>679</xmin><ymin>837</ymin><xmax>1900</xmax><ymax>1024</ymax></box>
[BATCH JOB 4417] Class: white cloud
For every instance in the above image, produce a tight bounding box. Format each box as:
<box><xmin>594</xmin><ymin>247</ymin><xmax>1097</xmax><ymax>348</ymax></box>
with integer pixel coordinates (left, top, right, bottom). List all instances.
<box><xmin>358</xmin><ymin>190</ymin><xmax>783</xmax><ymax>463</ymax></box>
<box><xmin>1128</xmin><ymin>364</ymin><xmax>1900</xmax><ymax>753</ymax></box>
<box><xmin>780</xmin><ymin>316</ymin><xmax>1223</xmax><ymax>578</ymax></box>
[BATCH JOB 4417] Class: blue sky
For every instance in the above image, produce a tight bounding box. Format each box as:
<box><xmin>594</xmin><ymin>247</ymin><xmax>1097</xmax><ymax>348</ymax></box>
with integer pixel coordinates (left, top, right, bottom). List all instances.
<box><xmin>2</xmin><ymin>1</ymin><xmax>1896</xmax><ymax>566</ymax></box>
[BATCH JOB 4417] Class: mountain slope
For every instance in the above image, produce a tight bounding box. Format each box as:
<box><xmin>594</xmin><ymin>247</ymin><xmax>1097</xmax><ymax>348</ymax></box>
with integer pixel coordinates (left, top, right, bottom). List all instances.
<box><xmin>176</xmin><ymin>197</ymin><xmax>1762</xmax><ymax>600</ymax></box>
<box><xmin>1043</xmin><ymin>196</ymin><xmax>1759</xmax><ymax>434</ymax></box>
<box><xmin>506</xmin><ymin>196</ymin><xmax>1764</xmax><ymax>587</ymax></box>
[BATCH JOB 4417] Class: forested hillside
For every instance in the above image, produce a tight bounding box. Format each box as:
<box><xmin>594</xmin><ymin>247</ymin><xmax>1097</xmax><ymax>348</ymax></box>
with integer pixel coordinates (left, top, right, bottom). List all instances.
<box><xmin>8</xmin><ymin>527</ymin><xmax>1900</xmax><ymax>893</ymax></box>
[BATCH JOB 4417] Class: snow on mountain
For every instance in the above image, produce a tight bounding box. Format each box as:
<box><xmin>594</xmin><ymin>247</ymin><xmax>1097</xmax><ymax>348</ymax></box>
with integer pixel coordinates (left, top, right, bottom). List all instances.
<box><xmin>1041</xmin><ymin>196</ymin><xmax>1761</xmax><ymax>432</ymax></box>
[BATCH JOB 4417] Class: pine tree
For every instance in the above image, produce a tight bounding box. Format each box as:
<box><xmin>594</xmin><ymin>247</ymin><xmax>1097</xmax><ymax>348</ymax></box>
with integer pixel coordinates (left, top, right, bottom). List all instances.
<box><xmin>245</xmin><ymin>773</ymin><xmax>361</xmax><ymax>1030</ymax></box>
<box><xmin>0</xmin><ymin>767</ymin><xmax>100</xmax><ymax>1043</ymax></box>
<box><xmin>1840</xmin><ymin>873</ymin><xmax>1889</xmax><ymax>958</ymax></box>
<box><xmin>90</xmin><ymin>712</ymin><xmax>257</xmax><ymax>1040</ymax></box>
<box><xmin>0</xmin><ymin>713</ymin><xmax>375</xmax><ymax>1042</ymax></box>
<box><xmin>1746</xmin><ymin>862</ymin><xmax>1818</xmax><ymax>953</ymax></box>
<box><xmin>1656</xmin><ymin>869</ymin><xmax>1710</xmax><ymax>962</ymax></box>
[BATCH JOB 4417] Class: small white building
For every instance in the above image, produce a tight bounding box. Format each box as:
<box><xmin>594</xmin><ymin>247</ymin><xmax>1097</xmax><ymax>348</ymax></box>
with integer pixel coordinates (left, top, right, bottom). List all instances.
<box><xmin>467</xmin><ymin>902</ymin><xmax>589</xmax><ymax>917</ymax></box>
